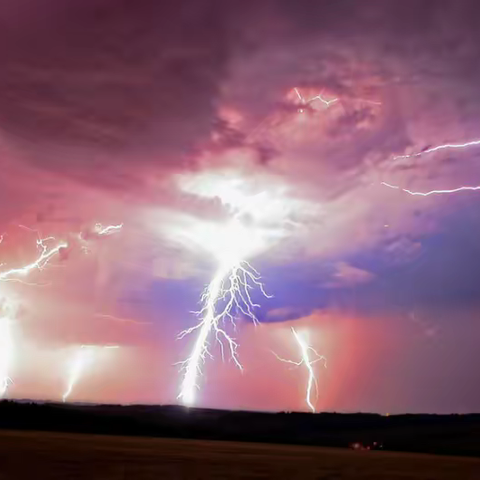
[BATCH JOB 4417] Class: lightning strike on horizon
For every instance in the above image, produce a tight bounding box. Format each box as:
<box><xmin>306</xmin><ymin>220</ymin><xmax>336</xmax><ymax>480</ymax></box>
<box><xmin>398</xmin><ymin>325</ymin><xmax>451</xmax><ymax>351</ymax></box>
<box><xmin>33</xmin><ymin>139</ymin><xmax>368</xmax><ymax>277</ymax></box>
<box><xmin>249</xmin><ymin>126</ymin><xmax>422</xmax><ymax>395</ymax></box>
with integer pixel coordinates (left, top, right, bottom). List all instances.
<box><xmin>0</xmin><ymin>235</ymin><xmax>68</xmax><ymax>393</ymax></box>
<box><xmin>381</xmin><ymin>181</ymin><xmax>480</xmax><ymax>196</ymax></box>
<box><xmin>63</xmin><ymin>345</ymin><xmax>119</xmax><ymax>403</ymax></box>
<box><xmin>177</xmin><ymin>218</ymin><xmax>271</xmax><ymax>407</ymax></box>
<box><xmin>0</xmin><ymin>223</ymin><xmax>122</xmax><ymax>400</ymax></box>
<box><xmin>393</xmin><ymin>139</ymin><xmax>480</xmax><ymax>160</ymax></box>
<box><xmin>173</xmin><ymin>171</ymin><xmax>307</xmax><ymax>407</ymax></box>
<box><xmin>0</xmin><ymin>300</ymin><xmax>15</xmax><ymax>397</ymax></box>
<box><xmin>273</xmin><ymin>327</ymin><xmax>326</xmax><ymax>413</ymax></box>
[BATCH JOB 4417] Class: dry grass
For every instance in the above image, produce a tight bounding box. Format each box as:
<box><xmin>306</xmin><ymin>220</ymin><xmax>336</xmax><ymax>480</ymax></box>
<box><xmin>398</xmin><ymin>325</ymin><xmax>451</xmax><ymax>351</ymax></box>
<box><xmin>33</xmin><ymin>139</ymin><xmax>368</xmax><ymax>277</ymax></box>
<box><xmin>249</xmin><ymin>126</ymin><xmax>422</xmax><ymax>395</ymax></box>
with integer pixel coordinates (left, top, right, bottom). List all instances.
<box><xmin>0</xmin><ymin>429</ymin><xmax>478</xmax><ymax>479</ymax></box>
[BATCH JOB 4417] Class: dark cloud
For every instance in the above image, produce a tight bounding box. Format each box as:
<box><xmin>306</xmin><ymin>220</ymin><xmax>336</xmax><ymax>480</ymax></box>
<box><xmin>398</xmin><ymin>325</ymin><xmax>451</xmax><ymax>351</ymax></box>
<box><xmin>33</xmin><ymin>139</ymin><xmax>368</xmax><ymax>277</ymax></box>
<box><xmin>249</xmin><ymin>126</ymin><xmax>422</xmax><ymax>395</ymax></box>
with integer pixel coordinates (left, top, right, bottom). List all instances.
<box><xmin>221</xmin><ymin>0</ymin><xmax>480</xmax><ymax>167</ymax></box>
<box><xmin>2</xmin><ymin>0</ymin><xmax>480</xmax><ymax>193</ymax></box>
<box><xmin>0</xmin><ymin>0</ymin><xmax>232</xmax><ymax>188</ymax></box>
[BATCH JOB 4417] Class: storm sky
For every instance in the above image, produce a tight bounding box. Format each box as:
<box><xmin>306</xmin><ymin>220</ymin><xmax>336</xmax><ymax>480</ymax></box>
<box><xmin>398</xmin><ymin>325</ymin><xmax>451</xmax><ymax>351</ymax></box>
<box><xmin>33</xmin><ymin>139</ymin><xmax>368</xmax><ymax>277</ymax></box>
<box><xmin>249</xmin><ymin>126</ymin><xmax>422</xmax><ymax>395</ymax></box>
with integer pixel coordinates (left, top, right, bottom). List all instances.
<box><xmin>1</xmin><ymin>0</ymin><xmax>480</xmax><ymax>413</ymax></box>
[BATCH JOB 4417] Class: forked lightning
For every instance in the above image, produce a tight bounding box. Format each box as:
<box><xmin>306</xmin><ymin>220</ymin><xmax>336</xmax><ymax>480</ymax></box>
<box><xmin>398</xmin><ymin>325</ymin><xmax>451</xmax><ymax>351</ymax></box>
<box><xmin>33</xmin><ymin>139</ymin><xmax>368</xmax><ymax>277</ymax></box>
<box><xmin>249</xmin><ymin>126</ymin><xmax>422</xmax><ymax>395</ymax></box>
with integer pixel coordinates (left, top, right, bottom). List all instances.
<box><xmin>177</xmin><ymin>217</ymin><xmax>271</xmax><ymax>406</ymax></box>
<box><xmin>273</xmin><ymin>327</ymin><xmax>326</xmax><ymax>413</ymax></box>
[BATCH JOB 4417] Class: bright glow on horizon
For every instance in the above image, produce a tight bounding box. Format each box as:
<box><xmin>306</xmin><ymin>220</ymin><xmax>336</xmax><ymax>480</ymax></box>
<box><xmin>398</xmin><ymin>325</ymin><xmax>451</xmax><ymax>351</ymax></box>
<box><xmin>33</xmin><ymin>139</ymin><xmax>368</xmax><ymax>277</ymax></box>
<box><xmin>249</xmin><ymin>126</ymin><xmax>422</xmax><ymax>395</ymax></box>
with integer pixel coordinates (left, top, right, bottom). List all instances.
<box><xmin>63</xmin><ymin>345</ymin><xmax>119</xmax><ymax>403</ymax></box>
<box><xmin>0</xmin><ymin>299</ymin><xmax>15</xmax><ymax>398</ymax></box>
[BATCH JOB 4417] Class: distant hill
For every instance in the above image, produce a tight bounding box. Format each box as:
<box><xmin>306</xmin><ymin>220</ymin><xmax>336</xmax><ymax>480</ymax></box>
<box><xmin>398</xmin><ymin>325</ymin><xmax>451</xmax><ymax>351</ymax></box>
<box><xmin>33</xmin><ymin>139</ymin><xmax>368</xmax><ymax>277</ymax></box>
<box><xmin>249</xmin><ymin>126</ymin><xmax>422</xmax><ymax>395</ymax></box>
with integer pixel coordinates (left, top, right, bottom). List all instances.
<box><xmin>0</xmin><ymin>401</ymin><xmax>479</xmax><ymax>457</ymax></box>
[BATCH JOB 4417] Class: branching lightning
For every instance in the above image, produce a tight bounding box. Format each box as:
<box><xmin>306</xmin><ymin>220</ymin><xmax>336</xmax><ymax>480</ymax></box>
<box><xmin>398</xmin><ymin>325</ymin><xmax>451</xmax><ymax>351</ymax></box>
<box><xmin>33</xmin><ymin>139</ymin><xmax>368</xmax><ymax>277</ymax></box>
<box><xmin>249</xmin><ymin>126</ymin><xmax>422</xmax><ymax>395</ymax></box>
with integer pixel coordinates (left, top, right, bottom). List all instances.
<box><xmin>0</xmin><ymin>234</ymin><xmax>67</xmax><ymax>395</ymax></box>
<box><xmin>63</xmin><ymin>345</ymin><xmax>119</xmax><ymax>403</ymax></box>
<box><xmin>0</xmin><ymin>237</ymin><xmax>67</xmax><ymax>282</ymax></box>
<box><xmin>94</xmin><ymin>223</ymin><xmax>123</xmax><ymax>236</ymax></box>
<box><xmin>78</xmin><ymin>223</ymin><xmax>123</xmax><ymax>255</ymax></box>
<box><xmin>177</xmin><ymin>216</ymin><xmax>271</xmax><ymax>407</ymax></box>
<box><xmin>273</xmin><ymin>327</ymin><xmax>326</xmax><ymax>413</ymax></box>
<box><xmin>173</xmin><ymin>173</ymin><xmax>306</xmax><ymax>407</ymax></box>
<box><xmin>384</xmin><ymin>137</ymin><xmax>480</xmax><ymax>196</ymax></box>
<box><xmin>381</xmin><ymin>181</ymin><xmax>480</xmax><ymax>196</ymax></box>
<box><xmin>294</xmin><ymin>87</ymin><xmax>338</xmax><ymax>113</ymax></box>
<box><xmin>394</xmin><ymin>139</ymin><xmax>480</xmax><ymax>160</ymax></box>
<box><xmin>0</xmin><ymin>222</ymin><xmax>122</xmax><ymax>401</ymax></box>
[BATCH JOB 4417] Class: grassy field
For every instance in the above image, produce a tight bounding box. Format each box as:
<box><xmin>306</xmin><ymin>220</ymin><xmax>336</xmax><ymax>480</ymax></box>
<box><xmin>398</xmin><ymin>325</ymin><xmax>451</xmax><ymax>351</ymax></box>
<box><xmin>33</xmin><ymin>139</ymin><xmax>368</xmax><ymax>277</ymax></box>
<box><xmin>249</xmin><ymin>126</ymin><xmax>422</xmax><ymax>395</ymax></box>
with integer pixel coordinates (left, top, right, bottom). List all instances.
<box><xmin>0</xmin><ymin>429</ymin><xmax>478</xmax><ymax>479</ymax></box>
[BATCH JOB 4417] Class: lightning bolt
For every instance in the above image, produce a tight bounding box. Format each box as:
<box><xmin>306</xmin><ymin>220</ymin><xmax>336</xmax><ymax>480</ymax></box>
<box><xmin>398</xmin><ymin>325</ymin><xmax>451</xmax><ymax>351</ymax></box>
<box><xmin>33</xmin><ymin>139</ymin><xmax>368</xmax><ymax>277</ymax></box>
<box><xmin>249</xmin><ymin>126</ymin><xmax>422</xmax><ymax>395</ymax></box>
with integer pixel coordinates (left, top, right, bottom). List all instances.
<box><xmin>394</xmin><ymin>139</ymin><xmax>480</xmax><ymax>160</ymax></box>
<box><xmin>93</xmin><ymin>223</ymin><xmax>123</xmax><ymax>236</ymax></box>
<box><xmin>273</xmin><ymin>327</ymin><xmax>326</xmax><ymax>413</ymax></box>
<box><xmin>78</xmin><ymin>223</ymin><xmax>123</xmax><ymax>255</ymax></box>
<box><xmin>383</xmin><ymin>137</ymin><xmax>480</xmax><ymax>196</ymax></box>
<box><xmin>0</xmin><ymin>223</ymin><xmax>122</xmax><ymax>399</ymax></box>
<box><xmin>294</xmin><ymin>87</ymin><xmax>338</xmax><ymax>112</ymax></box>
<box><xmin>0</xmin><ymin>300</ymin><xmax>15</xmax><ymax>397</ymax></box>
<box><xmin>63</xmin><ymin>345</ymin><xmax>119</xmax><ymax>403</ymax></box>
<box><xmin>0</xmin><ymin>237</ymin><xmax>67</xmax><ymax>282</ymax></box>
<box><xmin>177</xmin><ymin>217</ymin><xmax>271</xmax><ymax>407</ymax></box>
<box><xmin>0</xmin><ymin>234</ymin><xmax>67</xmax><ymax>394</ymax></box>
<box><xmin>381</xmin><ymin>181</ymin><xmax>480</xmax><ymax>196</ymax></box>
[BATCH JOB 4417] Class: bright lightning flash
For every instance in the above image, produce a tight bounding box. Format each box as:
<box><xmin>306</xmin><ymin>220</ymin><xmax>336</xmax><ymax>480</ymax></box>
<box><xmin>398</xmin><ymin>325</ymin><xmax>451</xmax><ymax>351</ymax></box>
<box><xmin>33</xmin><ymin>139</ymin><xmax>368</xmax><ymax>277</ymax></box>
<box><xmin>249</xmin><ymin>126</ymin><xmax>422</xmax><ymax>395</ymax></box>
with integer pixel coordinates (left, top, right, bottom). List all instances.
<box><xmin>94</xmin><ymin>223</ymin><xmax>123</xmax><ymax>236</ymax></box>
<box><xmin>177</xmin><ymin>217</ymin><xmax>271</xmax><ymax>406</ymax></box>
<box><xmin>0</xmin><ymin>224</ymin><xmax>122</xmax><ymax>400</ymax></box>
<box><xmin>384</xmin><ymin>137</ymin><xmax>480</xmax><ymax>196</ymax></box>
<box><xmin>172</xmin><ymin>172</ymin><xmax>306</xmax><ymax>406</ymax></box>
<box><xmin>63</xmin><ymin>345</ymin><xmax>119</xmax><ymax>403</ymax></box>
<box><xmin>381</xmin><ymin>181</ymin><xmax>480</xmax><ymax>197</ymax></box>
<box><xmin>0</xmin><ymin>237</ymin><xmax>67</xmax><ymax>282</ymax></box>
<box><xmin>0</xmin><ymin>235</ymin><xmax>67</xmax><ymax>395</ymax></box>
<box><xmin>273</xmin><ymin>327</ymin><xmax>326</xmax><ymax>413</ymax></box>
<box><xmin>394</xmin><ymin>139</ymin><xmax>480</xmax><ymax>160</ymax></box>
<box><xmin>0</xmin><ymin>299</ymin><xmax>15</xmax><ymax>397</ymax></box>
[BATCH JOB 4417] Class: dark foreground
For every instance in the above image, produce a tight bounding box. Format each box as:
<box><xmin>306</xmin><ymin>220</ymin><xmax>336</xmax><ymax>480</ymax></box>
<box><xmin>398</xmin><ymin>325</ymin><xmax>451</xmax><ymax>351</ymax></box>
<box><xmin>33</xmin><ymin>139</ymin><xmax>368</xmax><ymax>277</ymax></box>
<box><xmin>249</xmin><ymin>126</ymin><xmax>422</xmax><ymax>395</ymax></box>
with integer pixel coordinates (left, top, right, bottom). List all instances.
<box><xmin>0</xmin><ymin>429</ymin><xmax>479</xmax><ymax>479</ymax></box>
<box><xmin>1</xmin><ymin>401</ymin><xmax>480</xmax><ymax>457</ymax></box>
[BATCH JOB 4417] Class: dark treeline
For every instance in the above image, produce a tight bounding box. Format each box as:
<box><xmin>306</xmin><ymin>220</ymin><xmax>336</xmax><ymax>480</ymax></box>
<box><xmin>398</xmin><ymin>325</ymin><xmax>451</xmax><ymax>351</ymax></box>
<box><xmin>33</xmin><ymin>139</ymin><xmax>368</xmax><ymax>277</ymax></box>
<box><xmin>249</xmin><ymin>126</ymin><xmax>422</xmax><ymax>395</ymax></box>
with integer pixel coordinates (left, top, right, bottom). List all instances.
<box><xmin>0</xmin><ymin>401</ymin><xmax>479</xmax><ymax>457</ymax></box>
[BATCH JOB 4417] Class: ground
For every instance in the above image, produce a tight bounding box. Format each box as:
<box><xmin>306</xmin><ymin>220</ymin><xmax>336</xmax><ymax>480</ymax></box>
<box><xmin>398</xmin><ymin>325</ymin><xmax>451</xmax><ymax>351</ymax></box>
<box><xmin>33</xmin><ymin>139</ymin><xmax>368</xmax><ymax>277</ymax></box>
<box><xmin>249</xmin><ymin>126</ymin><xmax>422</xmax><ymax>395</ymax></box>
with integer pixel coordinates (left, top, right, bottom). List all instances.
<box><xmin>0</xmin><ymin>430</ymin><xmax>479</xmax><ymax>479</ymax></box>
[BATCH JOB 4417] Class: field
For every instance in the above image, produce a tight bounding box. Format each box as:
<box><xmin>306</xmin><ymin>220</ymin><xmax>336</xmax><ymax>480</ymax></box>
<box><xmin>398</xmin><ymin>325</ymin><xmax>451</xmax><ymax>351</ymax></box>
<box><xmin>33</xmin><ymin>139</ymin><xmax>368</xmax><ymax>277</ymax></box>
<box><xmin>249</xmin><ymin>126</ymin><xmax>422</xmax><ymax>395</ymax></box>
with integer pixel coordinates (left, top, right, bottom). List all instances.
<box><xmin>0</xmin><ymin>429</ymin><xmax>479</xmax><ymax>479</ymax></box>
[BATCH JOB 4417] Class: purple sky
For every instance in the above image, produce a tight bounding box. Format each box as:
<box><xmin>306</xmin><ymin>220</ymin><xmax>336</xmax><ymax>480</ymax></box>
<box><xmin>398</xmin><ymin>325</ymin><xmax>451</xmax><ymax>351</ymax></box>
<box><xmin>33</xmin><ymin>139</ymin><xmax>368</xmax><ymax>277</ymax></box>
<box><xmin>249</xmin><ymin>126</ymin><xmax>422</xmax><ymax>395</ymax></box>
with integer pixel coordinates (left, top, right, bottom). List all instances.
<box><xmin>0</xmin><ymin>0</ymin><xmax>479</xmax><ymax>413</ymax></box>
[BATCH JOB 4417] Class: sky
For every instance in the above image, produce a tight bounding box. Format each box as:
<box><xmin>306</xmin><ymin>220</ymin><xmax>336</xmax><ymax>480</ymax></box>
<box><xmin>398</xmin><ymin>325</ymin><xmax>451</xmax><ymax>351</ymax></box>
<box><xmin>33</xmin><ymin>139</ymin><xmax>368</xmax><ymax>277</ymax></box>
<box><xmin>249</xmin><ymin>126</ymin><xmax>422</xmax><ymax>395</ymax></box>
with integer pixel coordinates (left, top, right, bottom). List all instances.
<box><xmin>0</xmin><ymin>0</ymin><xmax>480</xmax><ymax>414</ymax></box>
